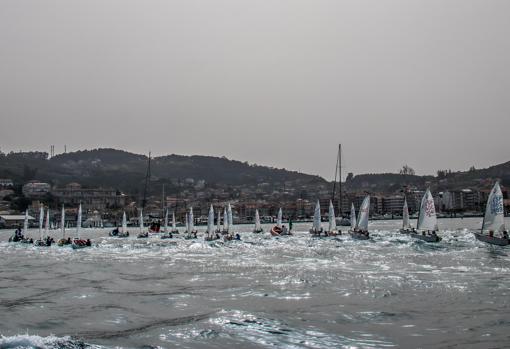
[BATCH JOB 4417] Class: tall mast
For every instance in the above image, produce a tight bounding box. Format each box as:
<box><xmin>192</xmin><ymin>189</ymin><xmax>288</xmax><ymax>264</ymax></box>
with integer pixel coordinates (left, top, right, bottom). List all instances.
<box><xmin>339</xmin><ymin>144</ymin><xmax>342</xmax><ymax>216</ymax></box>
<box><xmin>142</xmin><ymin>152</ymin><xmax>151</xmax><ymax>210</ymax></box>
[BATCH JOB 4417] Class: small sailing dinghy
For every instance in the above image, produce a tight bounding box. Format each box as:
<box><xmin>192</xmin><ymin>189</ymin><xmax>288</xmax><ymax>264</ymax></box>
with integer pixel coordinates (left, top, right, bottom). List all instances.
<box><xmin>110</xmin><ymin>211</ymin><xmax>129</xmax><ymax>237</ymax></box>
<box><xmin>215</xmin><ymin>210</ymin><xmax>222</xmax><ymax>235</ymax></box>
<box><xmin>137</xmin><ymin>209</ymin><xmax>149</xmax><ymax>238</ymax></box>
<box><xmin>224</xmin><ymin>203</ymin><xmax>240</xmax><ymax>241</ymax></box>
<box><xmin>410</xmin><ymin>189</ymin><xmax>441</xmax><ymax>243</ymax></box>
<box><xmin>35</xmin><ymin>207</ymin><xmax>54</xmax><ymax>246</ymax></box>
<box><xmin>184</xmin><ymin>207</ymin><xmax>198</xmax><ymax>239</ymax></box>
<box><xmin>253</xmin><ymin>209</ymin><xmax>263</xmax><ymax>233</ymax></box>
<box><xmin>205</xmin><ymin>205</ymin><xmax>220</xmax><ymax>241</ymax></box>
<box><xmin>221</xmin><ymin>207</ymin><xmax>229</xmax><ymax>235</ymax></box>
<box><xmin>161</xmin><ymin>209</ymin><xmax>173</xmax><ymax>239</ymax></box>
<box><xmin>399</xmin><ymin>198</ymin><xmax>413</xmax><ymax>234</ymax></box>
<box><xmin>349</xmin><ymin>196</ymin><xmax>370</xmax><ymax>240</ymax></box>
<box><xmin>9</xmin><ymin>210</ymin><xmax>33</xmax><ymax>243</ymax></box>
<box><xmin>57</xmin><ymin>205</ymin><xmax>71</xmax><ymax>246</ymax></box>
<box><xmin>327</xmin><ymin>200</ymin><xmax>340</xmax><ymax>236</ymax></box>
<box><xmin>170</xmin><ymin>211</ymin><xmax>179</xmax><ymax>234</ymax></box>
<box><xmin>72</xmin><ymin>204</ymin><xmax>91</xmax><ymax>249</ymax></box>
<box><xmin>271</xmin><ymin>208</ymin><xmax>290</xmax><ymax>236</ymax></box>
<box><xmin>309</xmin><ymin>200</ymin><xmax>324</xmax><ymax>236</ymax></box>
<box><xmin>474</xmin><ymin>182</ymin><xmax>509</xmax><ymax>246</ymax></box>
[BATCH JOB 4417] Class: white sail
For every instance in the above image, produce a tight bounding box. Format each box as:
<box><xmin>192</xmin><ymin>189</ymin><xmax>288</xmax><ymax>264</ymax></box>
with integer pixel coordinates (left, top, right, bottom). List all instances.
<box><xmin>45</xmin><ymin>209</ymin><xmax>50</xmax><ymax>236</ymax></box>
<box><xmin>61</xmin><ymin>205</ymin><xmax>65</xmax><ymax>238</ymax></box>
<box><xmin>402</xmin><ymin>198</ymin><xmax>410</xmax><ymax>229</ymax></box>
<box><xmin>255</xmin><ymin>209</ymin><xmax>261</xmax><ymax>231</ymax></box>
<box><xmin>39</xmin><ymin>206</ymin><xmax>44</xmax><ymax>240</ymax></box>
<box><xmin>189</xmin><ymin>207</ymin><xmax>195</xmax><ymax>231</ymax></box>
<box><xmin>277</xmin><ymin>208</ymin><xmax>282</xmax><ymax>228</ymax></box>
<box><xmin>164</xmin><ymin>209</ymin><xmax>169</xmax><ymax>233</ymax></box>
<box><xmin>313</xmin><ymin>200</ymin><xmax>321</xmax><ymax>231</ymax></box>
<box><xmin>185</xmin><ymin>213</ymin><xmax>190</xmax><ymax>233</ymax></box>
<box><xmin>356</xmin><ymin>196</ymin><xmax>370</xmax><ymax>231</ymax></box>
<box><xmin>217</xmin><ymin>210</ymin><xmax>221</xmax><ymax>231</ymax></box>
<box><xmin>76</xmin><ymin>204</ymin><xmax>82</xmax><ymax>239</ymax></box>
<box><xmin>223</xmin><ymin>207</ymin><xmax>228</xmax><ymax>231</ymax></box>
<box><xmin>139</xmin><ymin>209</ymin><xmax>144</xmax><ymax>233</ymax></box>
<box><xmin>172</xmin><ymin>212</ymin><xmax>176</xmax><ymax>230</ymax></box>
<box><xmin>23</xmin><ymin>210</ymin><xmax>29</xmax><ymax>233</ymax></box>
<box><xmin>350</xmin><ymin>203</ymin><xmax>356</xmax><ymax>230</ymax></box>
<box><xmin>122</xmin><ymin>212</ymin><xmax>127</xmax><ymax>234</ymax></box>
<box><xmin>208</xmin><ymin>205</ymin><xmax>215</xmax><ymax>236</ymax></box>
<box><xmin>482</xmin><ymin>182</ymin><xmax>505</xmax><ymax>233</ymax></box>
<box><xmin>227</xmin><ymin>203</ymin><xmax>233</xmax><ymax>232</ymax></box>
<box><xmin>417</xmin><ymin>189</ymin><xmax>438</xmax><ymax>231</ymax></box>
<box><xmin>328</xmin><ymin>200</ymin><xmax>337</xmax><ymax>232</ymax></box>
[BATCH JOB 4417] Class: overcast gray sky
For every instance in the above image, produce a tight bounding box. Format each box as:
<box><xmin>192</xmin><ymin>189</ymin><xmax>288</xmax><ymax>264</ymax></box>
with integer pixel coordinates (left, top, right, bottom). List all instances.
<box><xmin>1</xmin><ymin>0</ymin><xmax>509</xmax><ymax>180</ymax></box>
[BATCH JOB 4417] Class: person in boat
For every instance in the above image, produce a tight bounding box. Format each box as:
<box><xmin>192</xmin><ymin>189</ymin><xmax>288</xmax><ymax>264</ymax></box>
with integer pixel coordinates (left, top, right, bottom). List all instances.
<box><xmin>503</xmin><ymin>231</ymin><xmax>509</xmax><ymax>240</ymax></box>
<box><xmin>235</xmin><ymin>233</ymin><xmax>241</xmax><ymax>240</ymax></box>
<box><xmin>86</xmin><ymin>239</ymin><xmax>91</xmax><ymax>246</ymax></box>
<box><xmin>281</xmin><ymin>225</ymin><xmax>288</xmax><ymax>235</ymax></box>
<box><xmin>489</xmin><ymin>230</ymin><xmax>494</xmax><ymax>237</ymax></box>
<box><xmin>111</xmin><ymin>227</ymin><xmax>119</xmax><ymax>236</ymax></box>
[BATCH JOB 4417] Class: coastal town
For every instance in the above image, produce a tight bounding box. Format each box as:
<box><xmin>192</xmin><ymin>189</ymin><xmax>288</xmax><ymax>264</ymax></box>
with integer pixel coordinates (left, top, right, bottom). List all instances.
<box><xmin>0</xmin><ymin>166</ymin><xmax>507</xmax><ymax>229</ymax></box>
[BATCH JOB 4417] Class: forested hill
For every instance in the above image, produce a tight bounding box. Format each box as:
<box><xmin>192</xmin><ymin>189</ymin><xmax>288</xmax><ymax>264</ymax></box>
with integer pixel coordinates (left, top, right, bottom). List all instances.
<box><xmin>0</xmin><ymin>149</ymin><xmax>508</xmax><ymax>195</ymax></box>
<box><xmin>0</xmin><ymin>148</ymin><xmax>327</xmax><ymax>194</ymax></box>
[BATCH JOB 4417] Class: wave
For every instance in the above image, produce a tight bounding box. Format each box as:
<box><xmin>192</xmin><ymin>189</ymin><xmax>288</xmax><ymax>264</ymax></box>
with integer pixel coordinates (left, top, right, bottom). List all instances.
<box><xmin>0</xmin><ymin>334</ymin><xmax>105</xmax><ymax>349</ymax></box>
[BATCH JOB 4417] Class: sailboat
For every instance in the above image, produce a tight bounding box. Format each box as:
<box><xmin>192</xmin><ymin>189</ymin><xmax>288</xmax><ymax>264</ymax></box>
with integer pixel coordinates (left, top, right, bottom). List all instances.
<box><xmin>253</xmin><ymin>209</ymin><xmax>263</xmax><ymax>233</ymax></box>
<box><xmin>72</xmin><ymin>204</ymin><xmax>90</xmax><ymax>248</ymax></box>
<box><xmin>309</xmin><ymin>200</ymin><xmax>323</xmax><ymax>236</ymax></box>
<box><xmin>473</xmin><ymin>182</ymin><xmax>509</xmax><ymax>246</ymax></box>
<box><xmin>9</xmin><ymin>210</ymin><xmax>32</xmax><ymax>243</ymax></box>
<box><xmin>171</xmin><ymin>211</ymin><xmax>179</xmax><ymax>234</ymax></box>
<box><xmin>161</xmin><ymin>209</ymin><xmax>173</xmax><ymax>239</ymax></box>
<box><xmin>119</xmin><ymin>211</ymin><xmax>130</xmax><ymax>237</ymax></box>
<box><xmin>399</xmin><ymin>197</ymin><xmax>413</xmax><ymax>234</ymax></box>
<box><xmin>327</xmin><ymin>200</ymin><xmax>339</xmax><ymax>236</ymax></box>
<box><xmin>271</xmin><ymin>208</ymin><xmax>286</xmax><ymax>236</ymax></box>
<box><xmin>224</xmin><ymin>203</ymin><xmax>239</xmax><ymax>241</ymax></box>
<box><xmin>58</xmin><ymin>205</ymin><xmax>71</xmax><ymax>245</ymax></box>
<box><xmin>221</xmin><ymin>207</ymin><xmax>229</xmax><ymax>235</ymax></box>
<box><xmin>137</xmin><ymin>209</ymin><xmax>149</xmax><ymax>238</ymax></box>
<box><xmin>410</xmin><ymin>189</ymin><xmax>441</xmax><ymax>242</ymax></box>
<box><xmin>34</xmin><ymin>206</ymin><xmax>48</xmax><ymax>246</ymax></box>
<box><xmin>215</xmin><ymin>210</ymin><xmax>222</xmax><ymax>235</ymax></box>
<box><xmin>205</xmin><ymin>205</ymin><xmax>219</xmax><ymax>241</ymax></box>
<box><xmin>349</xmin><ymin>196</ymin><xmax>370</xmax><ymax>240</ymax></box>
<box><xmin>184</xmin><ymin>207</ymin><xmax>198</xmax><ymax>239</ymax></box>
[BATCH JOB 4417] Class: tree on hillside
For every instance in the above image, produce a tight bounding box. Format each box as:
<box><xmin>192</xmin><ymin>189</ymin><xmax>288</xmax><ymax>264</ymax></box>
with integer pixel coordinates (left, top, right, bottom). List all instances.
<box><xmin>399</xmin><ymin>165</ymin><xmax>415</xmax><ymax>176</ymax></box>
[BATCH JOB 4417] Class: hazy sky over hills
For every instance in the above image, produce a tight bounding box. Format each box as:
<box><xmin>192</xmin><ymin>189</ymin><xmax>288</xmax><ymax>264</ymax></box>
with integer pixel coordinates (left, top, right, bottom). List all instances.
<box><xmin>1</xmin><ymin>1</ymin><xmax>509</xmax><ymax>180</ymax></box>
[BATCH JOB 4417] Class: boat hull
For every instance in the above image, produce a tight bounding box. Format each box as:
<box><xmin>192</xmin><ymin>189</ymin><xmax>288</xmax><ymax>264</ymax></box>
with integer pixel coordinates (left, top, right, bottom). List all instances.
<box><xmin>252</xmin><ymin>229</ymin><xmax>264</xmax><ymax>234</ymax></box>
<box><xmin>399</xmin><ymin>229</ymin><xmax>412</xmax><ymax>234</ymax></box>
<box><xmin>410</xmin><ymin>233</ymin><xmax>441</xmax><ymax>243</ymax></box>
<box><xmin>349</xmin><ymin>231</ymin><xmax>370</xmax><ymax>240</ymax></box>
<box><xmin>474</xmin><ymin>233</ymin><xmax>509</xmax><ymax>246</ymax></box>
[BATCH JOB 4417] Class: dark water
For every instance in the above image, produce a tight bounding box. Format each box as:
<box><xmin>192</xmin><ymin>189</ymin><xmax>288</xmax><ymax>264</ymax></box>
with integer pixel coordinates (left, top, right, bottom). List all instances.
<box><xmin>1</xmin><ymin>217</ymin><xmax>509</xmax><ymax>348</ymax></box>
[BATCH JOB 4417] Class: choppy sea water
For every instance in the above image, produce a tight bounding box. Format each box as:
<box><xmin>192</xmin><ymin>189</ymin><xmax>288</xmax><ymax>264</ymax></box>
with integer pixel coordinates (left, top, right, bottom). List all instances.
<box><xmin>1</xmin><ymin>217</ymin><xmax>509</xmax><ymax>349</ymax></box>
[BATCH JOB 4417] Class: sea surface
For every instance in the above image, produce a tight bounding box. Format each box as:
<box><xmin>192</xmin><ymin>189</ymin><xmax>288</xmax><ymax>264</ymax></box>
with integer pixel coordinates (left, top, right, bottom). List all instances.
<box><xmin>1</xmin><ymin>217</ymin><xmax>509</xmax><ymax>349</ymax></box>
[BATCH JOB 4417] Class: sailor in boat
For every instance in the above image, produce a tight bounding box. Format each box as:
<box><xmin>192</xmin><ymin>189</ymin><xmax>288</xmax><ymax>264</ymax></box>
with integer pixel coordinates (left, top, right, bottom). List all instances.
<box><xmin>36</xmin><ymin>236</ymin><xmax>55</xmax><ymax>246</ymax></box>
<box><xmin>110</xmin><ymin>227</ymin><xmax>120</xmax><ymax>237</ymax></box>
